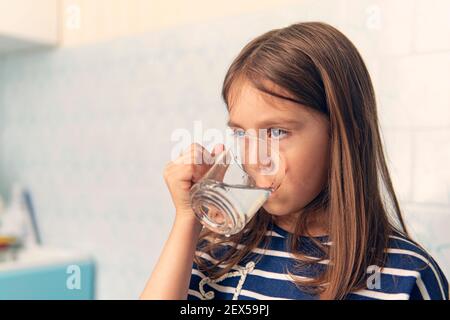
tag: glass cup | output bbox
[189,132,286,236]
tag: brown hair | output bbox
[194,21,410,299]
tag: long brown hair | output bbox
[194,21,410,300]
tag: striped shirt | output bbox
[187,222,449,300]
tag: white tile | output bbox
[376,0,416,55]
[412,129,450,204]
[379,53,450,128]
[414,0,450,52]
[382,129,414,202]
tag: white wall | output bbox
[59,0,299,46]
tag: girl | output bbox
[140,22,449,300]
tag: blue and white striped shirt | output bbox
[187,222,449,300]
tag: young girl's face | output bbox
[227,80,330,218]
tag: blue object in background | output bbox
[22,189,42,245]
[0,249,96,300]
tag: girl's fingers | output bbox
[211,143,225,158]
[170,143,215,182]
[174,143,224,165]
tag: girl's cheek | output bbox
[269,129,329,207]
[283,156,323,197]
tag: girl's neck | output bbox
[273,208,329,237]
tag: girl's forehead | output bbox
[229,82,291,112]
[228,78,292,108]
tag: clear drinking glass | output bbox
[189,132,286,236]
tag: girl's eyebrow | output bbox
[226,119,240,127]
[227,118,301,128]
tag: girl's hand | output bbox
[163,143,224,221]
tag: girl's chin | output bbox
[262,202,292,216]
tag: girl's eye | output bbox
[231,128,288,139]
[231,128,246,137]
[268,128,288,139]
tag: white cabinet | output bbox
[0,0,59,53]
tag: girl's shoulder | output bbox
[379,232,449,300]
[385,231,442,270]
[348,232,449,300]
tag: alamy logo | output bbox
[66,264,82,290]
[65,4,81,30]
[366,265,381,290]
